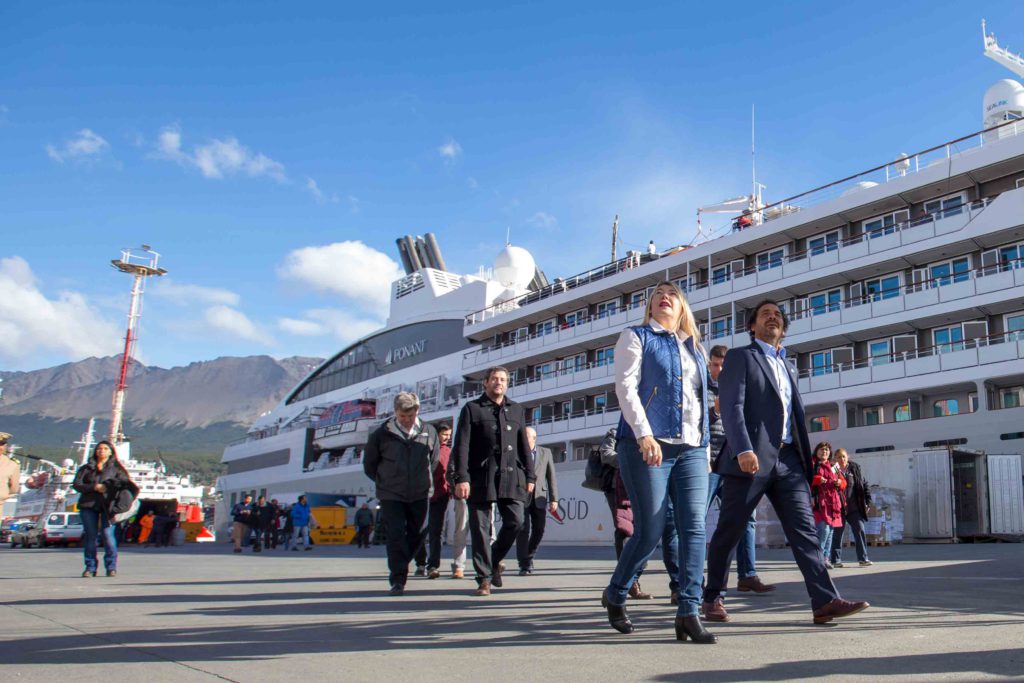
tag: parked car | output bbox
[42,512,84,547]
[10,522,43,548]
[1,518,33,543]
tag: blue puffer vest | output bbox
[616,325,710,447]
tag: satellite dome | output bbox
[983,79,1024,128]
[841,181,879,197]
[493,245,536,290]
[61,458,75,468]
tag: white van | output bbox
[43,512,84,546]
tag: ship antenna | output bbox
[109,246,167,445]
[611,214,619,262]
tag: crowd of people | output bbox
[358,284,872,644]
[229,493,317,552]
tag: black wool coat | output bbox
[451,394,536,504]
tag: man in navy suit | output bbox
[702,300,869,625]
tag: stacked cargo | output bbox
[864,487,905,545]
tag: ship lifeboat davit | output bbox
[25,472,49,489]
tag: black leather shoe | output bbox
[492,562,504,587]
[603,589,634,634]
[675,615,717,644]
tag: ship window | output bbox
[1006,313,1024,340]
[969,393,978,413]
[869,340,891,366]
[536,318,556,336]
[864,275,901,301]
[810,416,831,432]
[1001,388,1022,409]
[710,316,731,340]
[595,346,615,367]
[933,399,959,417]
[534,362,554,380]
[811,351,834,376]
[630,287,653,309]
[558,353,586,374]
[863,406,883,426]
[808,231,840,256]
[863,210,909,238]
[809,289,842,315]
[756,247,786,271]
[894,404,911,422]
[564,309,588,328]
[711,264,731,285]
[928,257,971,287]
[924,193,965,219]
[1017,178,1024,189]
[933,326,965,353]
[596,299,619,319]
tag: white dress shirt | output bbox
[614,320,703,446]
[754,338,793,445]
[396,417,422,440]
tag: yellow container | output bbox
[310,506,347,528]
[310,526,356,545]
[181,521,206,542]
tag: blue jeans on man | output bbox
[706,472,757,580]
[80,507,117,574]
[607,439,708,617]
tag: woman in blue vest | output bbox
[602,281,715,644]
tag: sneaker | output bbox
[427,568,441,579]
[452,567,464,579]
[414,566,426,577]
[833,561,845,568]
[859,560,873,566]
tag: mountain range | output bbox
[0,355,324,453]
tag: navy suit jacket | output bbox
[716,341,813,480]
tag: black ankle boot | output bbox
[603,590,634,634]
[674,615,717,644]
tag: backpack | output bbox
[582,450,615,492]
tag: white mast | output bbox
[983,19,1024,79]
[109,246,167,445]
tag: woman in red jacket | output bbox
[811,442,846,569]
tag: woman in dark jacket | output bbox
[830,448,873,567]
[72,441,133,577]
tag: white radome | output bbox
[983,79,1024,126]
[841,180,879,197]
[493,244,536,289]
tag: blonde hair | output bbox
[834,448,849,462]
[643,281,702,346]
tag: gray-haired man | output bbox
[364,392,440,596]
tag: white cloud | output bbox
[526,211,558,228]
[467,176,479,190]
[46,128,110,163]
[202,305,271,344]
[154,125,286,182]
[278,317,325,336]
[305,177,339,205]
[438,137,462,161]
[0,256,122,363]
[277,241,405,312]
[151,279,241,307]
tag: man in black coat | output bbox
[703,300,869,625]
[364,391,440,596]
[451,366,536,596]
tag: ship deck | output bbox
[1,543,1022,682]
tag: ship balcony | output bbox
[799,332,1024,403]
[530,407,621,441]
[507,361,616,403]
[462,303,645,374]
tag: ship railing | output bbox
[785,252,1024,325]
[526,405,621,427]
[797,329,1024,397]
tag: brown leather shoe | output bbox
[628,580,653,600]
[813,598,870,624]
[737,575,776,593]
[702,597,730,622]
[474,580,492,596]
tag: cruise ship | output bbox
[217,27,1024,543]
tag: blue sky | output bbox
[2,1,1022,371]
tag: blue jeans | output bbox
[815,520,834,556]
[80,507,117,573]
[706,472,757,579]
[607,439,708,617]
[831,512,870,563]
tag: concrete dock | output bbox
[1,542,1022,682]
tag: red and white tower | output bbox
[109,245,167,445]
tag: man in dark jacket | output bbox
[231,494,255,553]
[516,426,558,575]
[353,503,374,548]
[830,449,873,567]
[254,495,276,552]
[364,391,440,596]
[451,366,536,596]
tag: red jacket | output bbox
[812,461,847,527]
[430,443,452,502]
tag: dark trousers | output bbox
[425,496,450,569]
[831,510,870,563]
[469,499,524,584]
[356,525,372,548]
[704,445,839,610]
[380,499,429,587]
[604,490,629,558]
[515,500,548,569]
